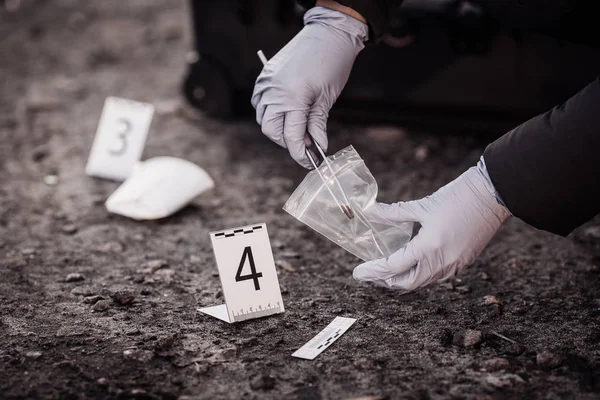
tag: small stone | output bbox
[212,272,220,278]
[97,377,108,386]
[414,145,428,161]
[584,226,600,239]
[123,349,154,363]
[21,248,36,255]
[139,259,169,274]
[25,351,42,359]
[250,375,276,391]
[141,289,151,296]
[189,255,202,264]
[92,300,111,312]
[280,251,300,258]
[112,290,135,306]
[536,351,562,369]
[485,373,524,388]
[483,295,501,305]
[65,273,84,282]
[275,259,296,273]
[97,241,124,253]
[44,175,59,186]
[70,286,96,297]
[480,272,490,281]
[154,335,177,351]
[61,224,78,234]
[125,328,140,336]
[480,358,510,372]
[82,295,104,305]
[453,329,483,347]
[332,308,343,314]
[456,286,471,294]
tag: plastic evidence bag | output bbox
[283,145,413,262]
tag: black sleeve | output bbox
[296,0,403,40]
[484,77,600,236]
[297,1,599,46]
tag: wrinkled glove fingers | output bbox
[306,106,328,152]
[353,238,420,282]
[260,107,286,148]
[283,110,312,169]
[363,201,421,225]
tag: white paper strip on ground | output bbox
[292,317,357,360]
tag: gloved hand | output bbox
[251,7,368,168]
[353,159,511,291]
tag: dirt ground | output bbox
[1,1,600,399]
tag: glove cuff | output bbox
[304,6,370,43]
[477,156,512,217]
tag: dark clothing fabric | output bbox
[484,78,600,236]
[299,1,600,46]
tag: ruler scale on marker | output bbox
[292,317,357,360]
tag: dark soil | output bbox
[1,1,600,399]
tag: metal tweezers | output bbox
[305,138,354,220]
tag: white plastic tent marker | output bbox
[198,223,284,323]
[86,96,154,181]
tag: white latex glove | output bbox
[353,159,511,291]
[251,7,368,168]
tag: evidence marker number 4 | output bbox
[198,223,284,323]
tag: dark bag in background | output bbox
[183,0,600,134]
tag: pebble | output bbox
[456,286,471,294]
[141,289,152,296]
[70,286,96,297]
[97,241,124,253]
[125,328,140,336]
[21,248,36,255]
[112,291,135,306]
[61,224,78,234]
[97,377,108,386]
[65,273,84,282]
[453,329,483,347]
[584,226,600,240]
[536,350,562,369]
[25,351,42,359]
[139,259,169,274]
[483,295,501,305]
[414,145,429,161]
[92,300,111,312]
[123,349,154,363]
[485,373,524,388]
[154,335,177,351]
[82,295,104,305]
[189,255,202,264]
[250,375,276,391]
[480,358,510,372]
[275,259,296,273]
[280,251,300,258]
[43,175,59,186]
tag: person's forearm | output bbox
[484,77,600,236]
[316,0,367,23]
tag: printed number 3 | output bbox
[108,118,131,156]
[235,246,263,291]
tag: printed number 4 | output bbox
[109,118,131,156]
[235,246,263,290]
